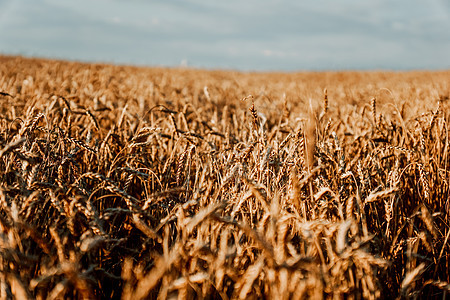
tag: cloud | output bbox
[0,0,448,70]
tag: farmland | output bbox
[0,55,449,299]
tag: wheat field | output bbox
[0,55,449,299]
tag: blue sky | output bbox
[0,0,449,71]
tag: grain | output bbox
[0,55,448,299]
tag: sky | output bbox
[0,0,449,71]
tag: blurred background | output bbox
[0,0,449,71]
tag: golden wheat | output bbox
[0,55,448,299]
